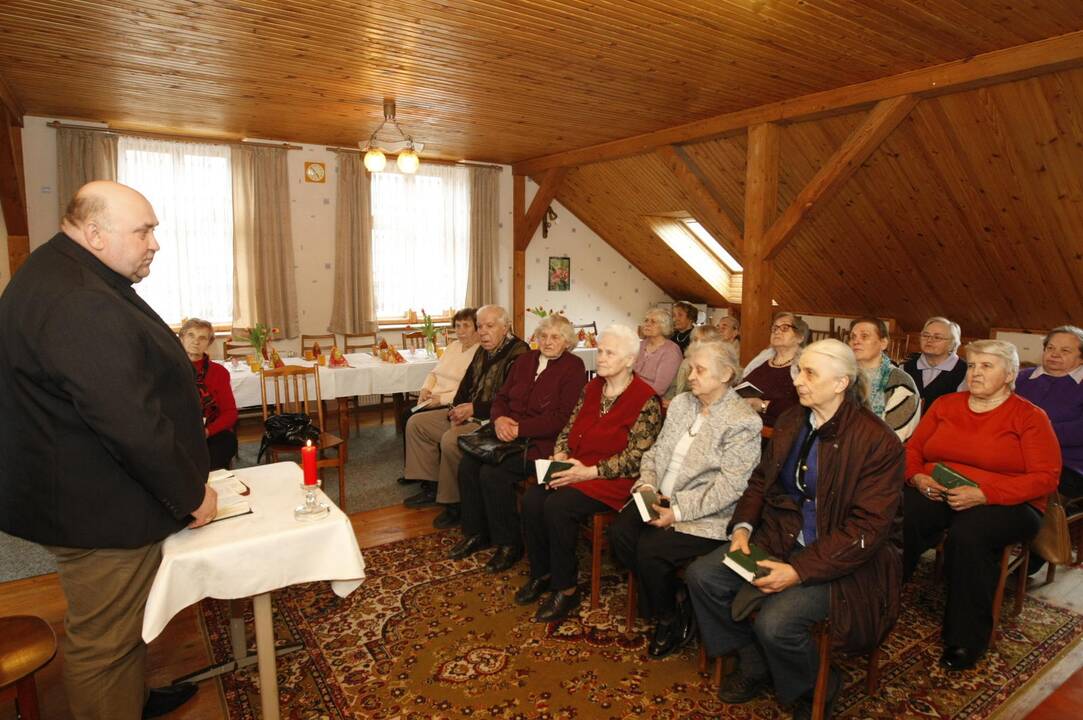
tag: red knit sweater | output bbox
[195,357,239,437]
[905,392,1060,512]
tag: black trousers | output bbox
[607,504,722,620]
[207,430,237,471]
[521,483,609,591]
[903,485,1041,651]
[458,451,531,546]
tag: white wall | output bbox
[0,207,8,294]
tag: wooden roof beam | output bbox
[762,95,919,261]
[654,144,743,261]
[514,167,568,250]
[511,30,1083,175]
[1,109,30,277]
[0,71,24,127]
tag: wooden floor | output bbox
[0,410,1080,718]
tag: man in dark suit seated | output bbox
[0,181,217,719]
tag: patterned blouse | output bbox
[554,391,663,478]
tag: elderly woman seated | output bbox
[608,340,761,658]
[516,324,663,622]
[179,318,238,470]
[449,314,586,572]
[686,340,904,718]
[715,313,740,358]
[670,300,699,354]
[663,324,722,407]
[742,311,809,429]
[633,306,684,396]
[848,316,921,441]
[903,316,968,415]
[903,339,1060,671]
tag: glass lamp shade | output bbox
[396,148,420,174]
[363,148,387,172]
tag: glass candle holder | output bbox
[294,480,330,522]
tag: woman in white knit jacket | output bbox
[608,340,762,659]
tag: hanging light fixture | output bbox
[360,99,423,174]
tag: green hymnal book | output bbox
[534,459,574,485]
[932,463,978,489]
[723,542,774,583]
[632,485,670,522]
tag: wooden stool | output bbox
[0,615,58,720]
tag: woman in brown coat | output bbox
[686,339,904,720]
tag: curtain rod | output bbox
[325,145,502,171]
[47,121,302,150]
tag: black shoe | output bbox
[397,476,420,486]
[143,683,198,719]
[940,645,983,671]
[535,588,581,622]
[792,667,841,720]
[717,668,769,704]
[433,504,461,529]
[448,533,490,560]
[485,545,523,573]
[647,604,694,659]
[404,485,437,508]
[515,576,550,605]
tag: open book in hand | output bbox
[207,470,252,523]
[932,463,979,489]
[723,542,776,582]
[534,459,574,485]
[632,484,670,522]
[733,381,764,399]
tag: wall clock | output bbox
[304,161,326,183]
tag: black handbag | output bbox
[457,423,528,465]
[258,412,321,462]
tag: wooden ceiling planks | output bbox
[3,1,1083,162]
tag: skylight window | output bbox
[645,215,743,304]
[683,219,743,272]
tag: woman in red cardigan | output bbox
[449,314,586,572]
[903,339,1060,671]
[516,324,663,623]
[180,318,239,470]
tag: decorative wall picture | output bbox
[548,256,571,291]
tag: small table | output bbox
[142,463,366,720]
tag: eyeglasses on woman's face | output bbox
[919,332,950,342]
[771,323,795,334]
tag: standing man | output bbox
[0,181,217,719]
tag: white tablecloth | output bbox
[141,462,366,642]
[222,346,597,408]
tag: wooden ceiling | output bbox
[2,1,1083,164]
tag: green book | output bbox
[632,485,670,522]
[723,542,775,583]
[534,459,574,485]
[932,463,978,489]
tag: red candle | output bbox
[301,440,318,486]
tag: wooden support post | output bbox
[741,123,780,366]
[512,168,567,337]
[0,104,29,279]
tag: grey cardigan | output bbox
[634,388,762,540]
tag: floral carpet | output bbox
[199,531,1083,719]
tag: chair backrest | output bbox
[808,329,832,342]
[574,321,598,335]
[401,331,426,350]
[887,334,910,363]
[301,333,338,357]
[223,340,255,359]
[344,332,379,353]
[259,365,326,432]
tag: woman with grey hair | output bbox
[517,324,663,623]
[634,307,683,396]
[904,339,1060,671]
[741,311,809,429]
[450,313,586,572]
[903,316,968,415]
[179,317,237,470]
[1015,325,1083,502]
[609,340,762,658]
[664,324,723,406]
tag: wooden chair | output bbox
[587,511,618,610]
[887,334,910,363]
[344,332,391,427]
[259,365,348,509]
[300,333,338,355]
[1041,495,1083,585]
[222,339,255,360]
[0,615,57,720]
[574,321,598,336]
[401,330,426,350]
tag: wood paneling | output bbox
[2,1,1083,164]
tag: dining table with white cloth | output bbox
[141,462,365,720]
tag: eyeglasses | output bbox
[920,333,950,342]
[771,323,795,333]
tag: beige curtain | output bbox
[465,165,500,307]
[329,152,378,335]
[231,145,299,338]
[56,128,118,219]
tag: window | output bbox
[646,215,743,303]
[370,165,470,319]
[118,137,234,325]
[684,219,742,272]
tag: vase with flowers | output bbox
[236,323,278,365]
[420,310,439,358]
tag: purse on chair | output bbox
[258,412,321,462]
[1032,492,1073,565]
[457,423,529,465]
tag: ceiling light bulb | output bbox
[396,148,420,174]
[363,148,386,172]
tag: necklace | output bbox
[768,355,792,368]
[600,377,631,415]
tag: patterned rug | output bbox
[199,532,1083,719]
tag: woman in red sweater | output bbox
[516,324,663,623]
[903,339,1060,671]
[180,318,239,470]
